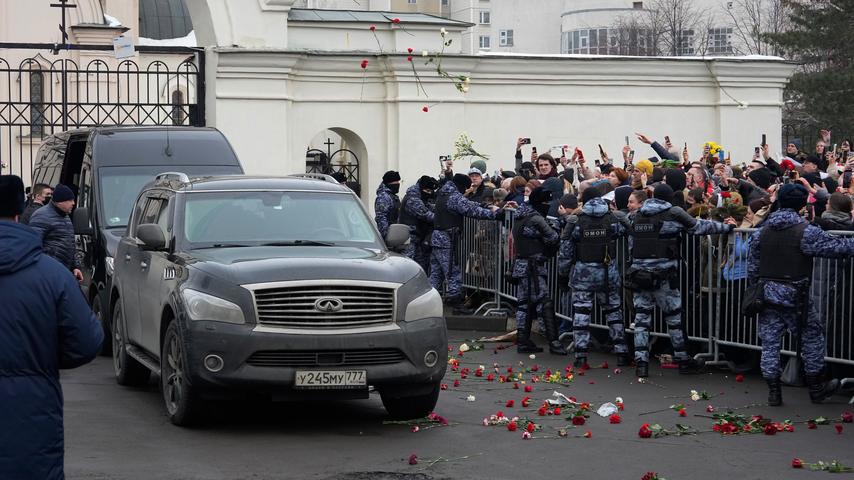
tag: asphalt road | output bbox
[64,330,854,480]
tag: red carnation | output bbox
[836,425,844,434]
[537,406,548,416]
[408,454,418,465]
[440,384,447,390]
[506,400,514,407]
[453,379,460,387]
[781,159,795,171]
[583,431,592,438]
[842,412,853,423]
[808,422,817,429]
[638,424,652,438]
[600,361,609,369]
[360,60,369,69]
[369,25,376,31]
[475,369,483,377]
[554,407,561,415]
[764,424,777,435]
[513,382,519,389]
[678,409,687,417]
[407,56,413,62]
[609,414,621,424]
[521,396,531,408]
[507,422,517,432]
[524,385,533,393]
[422,106,429,113]
[572,415,586,426]
[526,422,536,433]
[392,17,400,23]
[735,374,744,383]
[507,367,513,373]
[487,373,495,382]
[792,458,804,469]
[407,47,413,53]
[531,365,539,372]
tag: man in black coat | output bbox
[28,184,83,283]
[19,183,52,225]
[0,175,103,480]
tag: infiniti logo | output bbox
[314,297,344,313]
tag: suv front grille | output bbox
[246,349,406,367]
[252,285,395,327]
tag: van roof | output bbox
[89,126,241,168]
[145,175,350,194]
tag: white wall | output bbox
[205,48,794,212]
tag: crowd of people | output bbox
[374,129,854,406]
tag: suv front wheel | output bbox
[380,382,441,420]
[161,321,204,426]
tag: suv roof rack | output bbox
[289,173,341,184]
[154,172,191,183]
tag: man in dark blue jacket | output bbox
[28,184,83,283]
[0,175,104,480]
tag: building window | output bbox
[707,27,733,54]
[30,72,44,136]
[633,1,643,8]
[170,90,187,125]
[563,27,653,55]
[442,0,448,4]
[479,35,491,49]
[499,29,513,47]
[677,29,695,55]
[408,0,416,3]
[479,10,490,24]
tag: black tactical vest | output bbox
[631,210,680,260]
[398,192,433,237]
[513,215,545,259]
[576,214,617,263]
[434,190,463,231]
[758,223,812,281]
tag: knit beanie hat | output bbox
[452,173,472,193]
[747,168,775,190]
[614,185,633,211]
[382,170,401,184]
[0,175,25,217]
[635,159,654,176]
[52,184,75,203]
[470,159,488,174]
[665,168,687,192]
[778,183,809,210]
[559,193,578,210]
[653,183,675,204]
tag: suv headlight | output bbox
[404,288,443,322]
[182,288,245,324]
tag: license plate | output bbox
[295,370,367,389]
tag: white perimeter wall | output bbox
[205,48,794,212]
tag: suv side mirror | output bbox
[137,223,166,251]
[72,207,94,235]
[385,223,410,251]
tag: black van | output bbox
[30,126,244,353]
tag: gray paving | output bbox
[63,330,854,480]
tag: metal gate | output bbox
[305,142,361,193]
[0,43,204,181]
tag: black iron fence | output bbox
[0,44,204,181]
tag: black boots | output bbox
[766,378,783,406]
[616,354,630,367]
[573,356,588,368]
[636,361,649,378]
[516,325,543,354]
[806,374,840,404]
[542,301,567,355]
[678,358,704,375]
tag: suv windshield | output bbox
[99,165,242,228]
[181,190,382,249]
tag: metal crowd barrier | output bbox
[452,212,854,370]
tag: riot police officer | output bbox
[512,187,563,355]
[747,183,854,406]
[399,175,438,272]
[430,174,498,314]
[375,170,401,239]
[627,184,733,378]
[558,185,630,367]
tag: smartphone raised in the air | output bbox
[520,138,531,145]
[761,134,766,147]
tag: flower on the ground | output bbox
[507,422,517,432]
[792,458,804,469]
[678,409,687,417]
[842,412,853,423]
[486,373,495,381]
[466,395,475,402]
[763,424,777,435]
[836,425,844,434]
[453,379,460,387]
[440,384,448,390]
[639,423,652,438]
[529,354,536,360]
[690,390,700,402]
[458,343,470,352]
[537,406,548,416]
[706,405,715,413]
[808,422,817,429]
[572,415,586,426]
[531,364,539,372]
[735,374,744,382]
[610,414,621,424]
[521,396,531,408]
[408,454,418,465]
[526,422,536,433]
[554,407,561,415]
[524,385,533,393]
[411,425,420,432]
[641,473,664,480]
[506,400,514,407]
[600,361,609,369]
[522,431,531,439]
[513,382,519,389]
[481,418,489,426]
[583,430,592,438]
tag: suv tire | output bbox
[162,321,204,426]
[94,292,111,356]
[380,382,441,420]
[112,301,150,387]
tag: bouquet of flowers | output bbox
[453,133,489,162]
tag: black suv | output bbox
[111,174,447,425]
[30,126,243,354]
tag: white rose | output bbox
[467,395,476,402]
[459,343,470,352]
[440,28,448,35]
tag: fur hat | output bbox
[778,183,809,210]
[418,175,439,191]
[452,173,472,193]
